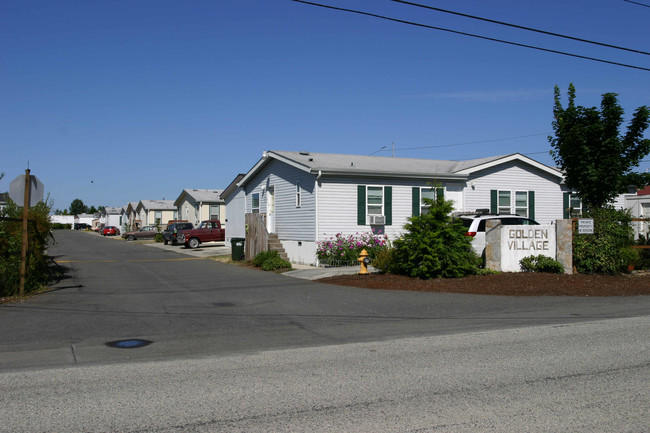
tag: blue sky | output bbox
[2,0,649,210]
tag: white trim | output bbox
[239,151,312,187]
[455,153,563,179]
[310,169,466,181]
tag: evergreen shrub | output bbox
[390,193,479,279]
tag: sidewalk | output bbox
[283,265,376,280]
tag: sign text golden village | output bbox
[506,228,551,251]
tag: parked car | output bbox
[178,220,225,249]
[102,226,120,236]
[163,222,194,245]
[74,223,91,230]
[459,213,540,257]
[121,226,159,241]
[94,224,105,233]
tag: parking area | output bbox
[143,240,231,258]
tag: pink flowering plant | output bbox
[316,231,389,266]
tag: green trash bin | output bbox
[230,237,245,261]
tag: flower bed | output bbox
[316,232,389,267]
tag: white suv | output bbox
[459,214,540,257]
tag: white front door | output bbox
[266,186,275,233]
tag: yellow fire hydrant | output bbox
[358,249,371,275]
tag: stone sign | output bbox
[499,225,556,272]
[486,220,572,274]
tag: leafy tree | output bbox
[390,191,479,279]
[87,205,98,214]
[69,198,87,215]
[549,84,650,209]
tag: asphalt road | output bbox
[1,230,649,432]
[2,230,650,371]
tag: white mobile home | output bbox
[235,151,569,265]
[221,174,246,243]
[173,189,225,228]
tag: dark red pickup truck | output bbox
[178,220,225,249]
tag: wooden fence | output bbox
[244,213,268,261]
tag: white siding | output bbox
[281,240,318,265]
[107,214,121,227]
[464,161,565,225]
[317,176,466,242]
[244,160,317,241]
[224,187,246,242]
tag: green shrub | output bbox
[573,207,634,275]
[253,250,292,271]
[520,255,564,273]
[253,250,279,267]
[371,246,396,274]
[0,198,54,296]
[391,192,479,279]
[633,236,650,270]
[619,247,640,272]
[51,223,72,230]
[154,233,164,243]
[261,256,292,271]
[476,268,501,276]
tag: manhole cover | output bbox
[105,339,153,349]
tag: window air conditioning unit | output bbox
[368,215,386,225]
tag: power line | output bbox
[370,133,552,155]
[290,0,650,72]
[391,0,650,56]
[623,0,650,8]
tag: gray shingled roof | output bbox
[138,200,176,211]
[103,206,122,215]
[270,151,509,178]
[239,150,562,187]
[183,189,224,202]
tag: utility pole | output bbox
[19,168,31,296]
[392,142,395,157]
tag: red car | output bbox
[102,226,120,236]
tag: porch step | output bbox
[267,234,289,261]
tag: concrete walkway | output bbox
[283,265,377,280]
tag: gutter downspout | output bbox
[315,170,321,266]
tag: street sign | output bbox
[578,218,594,234]
[9,174,44,207]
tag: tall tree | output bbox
[549,84,650,209]
[69,198,87,215]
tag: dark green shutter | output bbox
[437,187,444,201]
[528,191,535,220]
[490,190,498,214]
[384,186,392,226]
[563,192,570,219]
[412,187,420,217]
[357,185,366,225]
